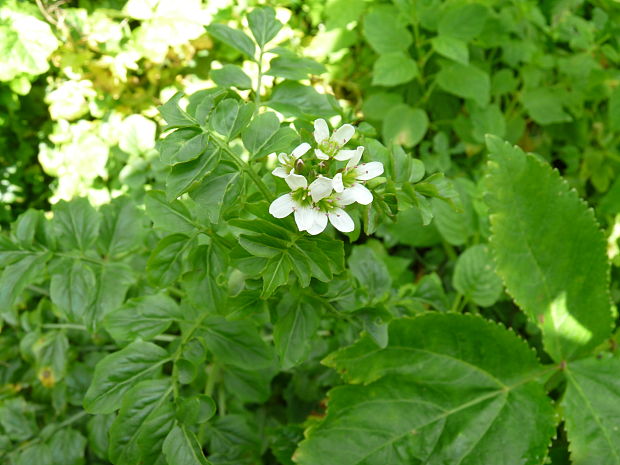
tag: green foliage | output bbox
[2,1,620,464]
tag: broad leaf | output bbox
[52,197,100,251]
[84,341,169,414]
[484,136,612,361]
[109,379,175,465]
[166,144,220,200]
[295,314,556,465]
[211,99,255,141]
[158,128,209,165]
[453,244,503,307]
[145,190,196,235]
[98,196,144,258]
[207,24,256,59]
[562,356,620,465]
[247,7,282,48]
[363,5,412,54]
[147,234,194,287]
[50,259,97,323]
[436,62,490,107]
[163,424,211,465]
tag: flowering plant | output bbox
[269,119,384,235]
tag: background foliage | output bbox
[2,0,620,464]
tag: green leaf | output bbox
[484,136,612,361]
[88,262,134,332]
[521,88,572,125]
[104,292,181,342]
[470,103,506,143]
[372,52,418,87]
[50,259,97,323]
[182,243,228,312]
[177,395,216,424]
[158,92,198,129]
[163,424,211,465]
[145,190,196,235]
[32,331,68,386]
[247,7,282,48]
[437,3,489,41]
[165,144,220,200]
[190,162,241,224]
[147,234,193,287]
[200,316,275,370]
[363,5,413,54]
[211,99,255,141]
[431,36,469,64]
[109,379,174,465]
[273,294,322,369]
[0,6,59,81]
[242,112,297,159]
[609,86,620,132]
[48,428,86,465]
[437,62,490,107]
[52,197,100,251]
[296,314,556,465]
[158,128,209,165]
[0,398,37,441]
[348,245,391,298]
[266,48,325,81]
[268,82,339,119]
[16,444,52,465]
[87,414,114,461]
[0,252,50,324]
[12,209,42,248]
[562,356,620,465]
[206,23,256,59]
[453,244,503,307]
[382,105,428,148]
[210,65,252,90]
[98,196,144,258]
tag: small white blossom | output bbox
[305,191,355,235]
[313,119,357,161]
[271,142,311,178]
[333,146,384,205]
[268,173,334,233]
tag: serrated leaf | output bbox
[453,244,503,307]
[84,341,169,414]
[163,424,211,465]
[484,136,613,361]
[109,379,174,465]
[562,356,620,465]
[206,23,256,59]
[296,314,556,465]
[104,292,181,342]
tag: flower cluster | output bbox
[269,119,384,235]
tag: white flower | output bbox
[268,173,334,233]
[313,119,357,161]
[271,142,311,178]
[305,191,355,235]
[333,146,383,205]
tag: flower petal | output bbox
[346,183,373,205]
[294,206,315,231]
[333,173,344,193]
[334,149,359,161]
[309,175,334,203]
[285,173,308,190]
[269,194,295,218]
[345,146,365,170]
[314,148,329,160]
[292,142,311,159]
[328,207,354,233]
[277,152,289,164]
[307,211,328,235]
[336,189,357,206]
[332,124,355,146]
[355,161,384,181]
[314,119,329,144]
[272,167,290,178]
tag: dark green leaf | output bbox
[84,341,169,414]
[98,196,144,258]
[158,129,209,165]
[158,92,198,129]
[52,197,100,251]
[166,144,220,200]
[453,244,503,307]
[147,234,193,287]
[163,424,211,465]
[50,259,97,323]
[145,190,196,235]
